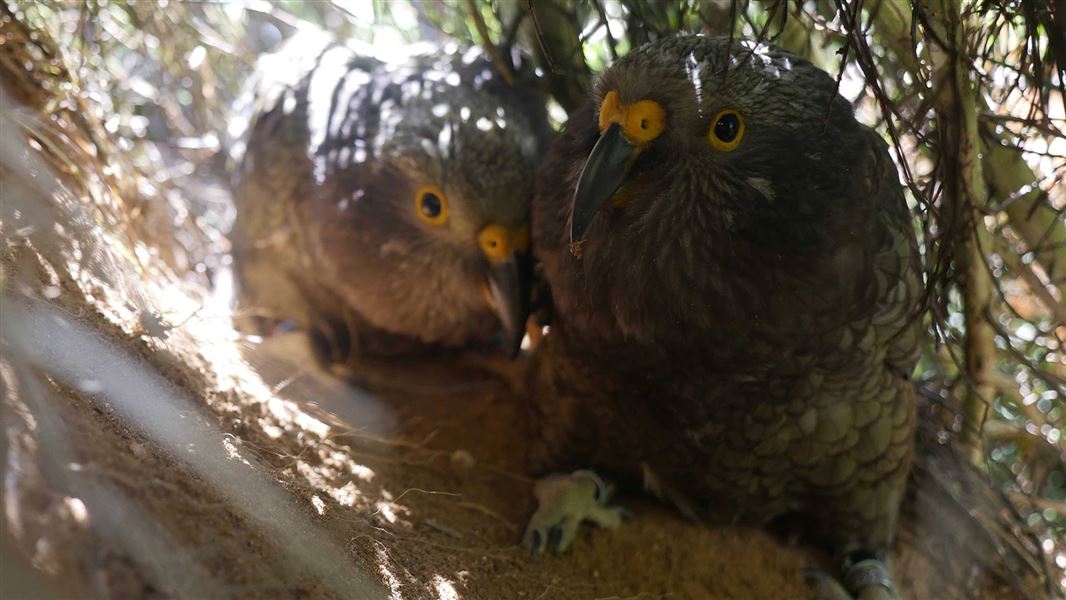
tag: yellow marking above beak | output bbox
[478,224,529,263]
[597,90,666,146]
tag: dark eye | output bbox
[714,114,740,142]
[420,193,441,217]
[708,109,745,151]
[414,186,449,224]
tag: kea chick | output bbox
[525,35,923,599]
[229,34,549,365]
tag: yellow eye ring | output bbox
[708,109,744,152]
[414,185,448,225]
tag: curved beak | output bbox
[485,252,531,358]
[571,123,636,243]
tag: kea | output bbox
[229,33,550,366]
[524,35,923,599]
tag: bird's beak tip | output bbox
[570,122,635,244]
[485,252,531,360]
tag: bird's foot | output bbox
[523,470,626,556]
[805,550,898,600]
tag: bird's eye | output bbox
[415,186,448,224]
[708,109,744,152]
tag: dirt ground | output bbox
[1,270,1031,599]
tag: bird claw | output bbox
[523,470,626,557]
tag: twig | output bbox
[423,517,463,539]
[995,238,1066,330]
[391,487,462,503]
[527,0,559,74]
[1008,492,1066,517]
[456,501,518,532]
[464,0,514,85]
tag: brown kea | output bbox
[525,35,924,599]
[229,33,549,366]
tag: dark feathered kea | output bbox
[229,33,550,364]
[525,35,924,600]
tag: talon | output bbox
[522,470,625,557]
[548,525,564,554]
[530,529,543,557]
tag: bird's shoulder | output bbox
[844,128,925,373]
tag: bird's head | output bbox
[571,35,866,245]
[541,35,882,348]
[308,48,550,355]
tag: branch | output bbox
[994,237,1066,330]
[1008,492,1066,518]
[983,421,1064,458]
[920,0,995,465]
[523,0,589,114]
[464,0,514,85]
[868,0,1066,290]
[980,120,1066,289]
[991,373,1061,439]
[696,0,733,36]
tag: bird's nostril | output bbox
[478,225,514,261]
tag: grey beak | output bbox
[570,123,635,243]
[486,252,531,358]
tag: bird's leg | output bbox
[805,436,907,600]
[806,548,898,600]
[840,548,897,600]
[805,568,853,600]
[523,470,627,556]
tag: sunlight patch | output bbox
[433,575,460,600]
[222,436,253,467]
[375,501,399,524]
[321,450,376,482]
[351,462,376,482]
[375,545,404,600]
[295,460,365,508]
[331,482,361,507]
